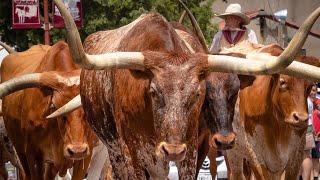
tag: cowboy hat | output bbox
[217,3,250,25]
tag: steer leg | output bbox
[196,131,210,177]
[207,147,217,179]
[177,143,198,179]
[26,153,40,180]
[8,146,26,180]
[71,156,92,180]
[43,162,57,180]
[16,152,30,180]
[226,149,246,180]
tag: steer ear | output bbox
[237,75,256,89]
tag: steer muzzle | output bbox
[64,143,90,160]
[209,131,236,150]
[156,142,187,162]
[285,111,308,129]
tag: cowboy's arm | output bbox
[248,29,258,44]
[209,31,222,54]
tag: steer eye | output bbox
[149,83,165,107]
[49,103,55,109]
[62,115,67,122]
[192,85,202,100]
[149,83,158,98]
[196,86,202,97]
[198,70,206,80]
[149,88,156,96]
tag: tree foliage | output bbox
[0,0,218,51]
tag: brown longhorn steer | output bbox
[48,0,320,178]
[0,41,96,179]
[225,43,320,179]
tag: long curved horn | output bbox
[208,6,320,74]
[208,54,320,81]
[0,72,80,98]
[178,0,209,53]
[179,10,187,23]
[47,55,320,119]
[0,42,16,54]
[283,61,320,82]
[53,0,145,70]
[0,73,43,98]
[47,94,81,119]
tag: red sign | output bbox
[53,0,83,28]
[12,0,41,29]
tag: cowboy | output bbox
[209,3,258,54]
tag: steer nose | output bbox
[64,143,89,160]
[156,142,187,162]
[210,132,235,150]
[292,112,308,122]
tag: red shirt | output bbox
[313,109,320,135]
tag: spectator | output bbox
[301,85,317,180]
[312,98,320,180]
[209,3,258,54]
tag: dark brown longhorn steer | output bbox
[0,41,96,179]
[172,21,255,178]
[48,0,320,178]
[225,43,320,179]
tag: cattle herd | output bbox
[0,0,319,179]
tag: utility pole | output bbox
[43,0,50,45]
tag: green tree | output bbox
[0,0,218,51]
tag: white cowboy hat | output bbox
[217,3,250,25]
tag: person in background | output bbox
[312,97,320,180]
[209,3,258,54]
[301,85,318,180]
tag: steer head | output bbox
[0,70,90,160]
[205,73,255,150]
[49,79,90,160]
[143,52,208,162]
[270,73,312,129]
[243,45,320,129]
[260,45,320,129]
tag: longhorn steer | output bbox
[225,43,320,179]
[0,41,96,179]
[51,0,320,178]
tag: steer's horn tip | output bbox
[46,112,61,119]
[46,107,70,119]
[46,94,82,119]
